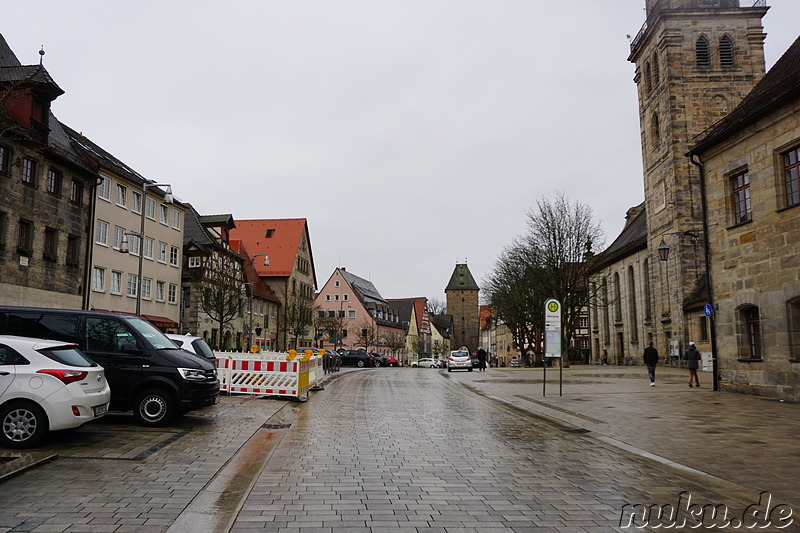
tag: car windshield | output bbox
[124,317,176,350]
[39,346,96,367]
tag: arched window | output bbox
[627,266,638,342]
[643,258,653,321]
[739,306,762,359]
[613,272,622,322]
[788,297,800,360]
[651,112,661,147]
[696,36,710,67]
[653,53,660,85]
[645,62,653,93]
[720,35,734,67]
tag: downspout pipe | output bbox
[689,153,719,392]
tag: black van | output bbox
[0,307,219,427]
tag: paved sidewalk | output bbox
[446,364,800,508]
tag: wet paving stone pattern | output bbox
[0,368,797,532]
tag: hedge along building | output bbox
[594,0,771,372]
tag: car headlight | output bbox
[178,368,207,381]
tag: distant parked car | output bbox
[471,354,480,368]
[509,358,524,367]
[165,334,216,363]
[385,355,399,367]
[340,350,375,368]
[369,353,390,367]
[411,358,438,368]
[0,336,111,448]
[296,347,341,372]
[447,350,473,372]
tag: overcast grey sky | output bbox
[3,1,799,302]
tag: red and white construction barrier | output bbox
[216,351,323,399]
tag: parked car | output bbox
[166,334,216,363]
[471,353,480,368]
[369,353,391,367]
[411,358,439,368]
[509,358,524,367]
[339,350,375,368]
[385,355,399,367]
[447,349,473,372]
[0,307,220,427]
[0,336,111,448]
[294,347,341,372]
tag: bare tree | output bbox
[483,193,605,365]
[284,292,315,349]
[355,319,377,350]
[195,255,246,350]
[427,297,447,316]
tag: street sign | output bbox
[544,299,561,358]
[704,304,713,317]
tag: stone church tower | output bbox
[628,0,768,351]
[445,263,480,352]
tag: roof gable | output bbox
[230,219,313,280]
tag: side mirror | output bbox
[121,342,142,354]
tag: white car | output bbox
[411,358,439,368]
[0,336,111,449]
[165,334,216,362]
[447,350,473,372]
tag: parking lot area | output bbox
[0,394,289,532]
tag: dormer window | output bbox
[265,228,275,238]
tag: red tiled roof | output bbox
[229,219,309,278]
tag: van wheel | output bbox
[1,401,48,449]
[133,389,176,427]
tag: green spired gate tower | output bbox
[445,263,480,353]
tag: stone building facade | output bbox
[688,36,800,400]
[1,35,96,309]
[592,0,770,367]
[445,263,479,352]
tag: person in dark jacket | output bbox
[476,347,487,372]
[643,341,659,386]
[683,342,701,388]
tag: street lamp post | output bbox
[120,182,172,316]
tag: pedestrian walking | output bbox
[683,341,701,388]
[602,349,608,366]
[476,347,487,371]
[643,341,659,386]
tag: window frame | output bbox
[97,177,111,201]
[115,184,127,208]
[92,267,106,293]
[782,145,800,209]
[46,168,62,196]
[21,158,37,186]
[70,180,84,205]
[731,170,752,225]
[95,220,109,246]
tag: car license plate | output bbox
[93,404,108,417]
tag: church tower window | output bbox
[719,35,734,67]
[696,36,711,67]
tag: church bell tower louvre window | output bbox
[719,35,734,67]
[696,36,711,67]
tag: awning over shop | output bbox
[141,314,179,329]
